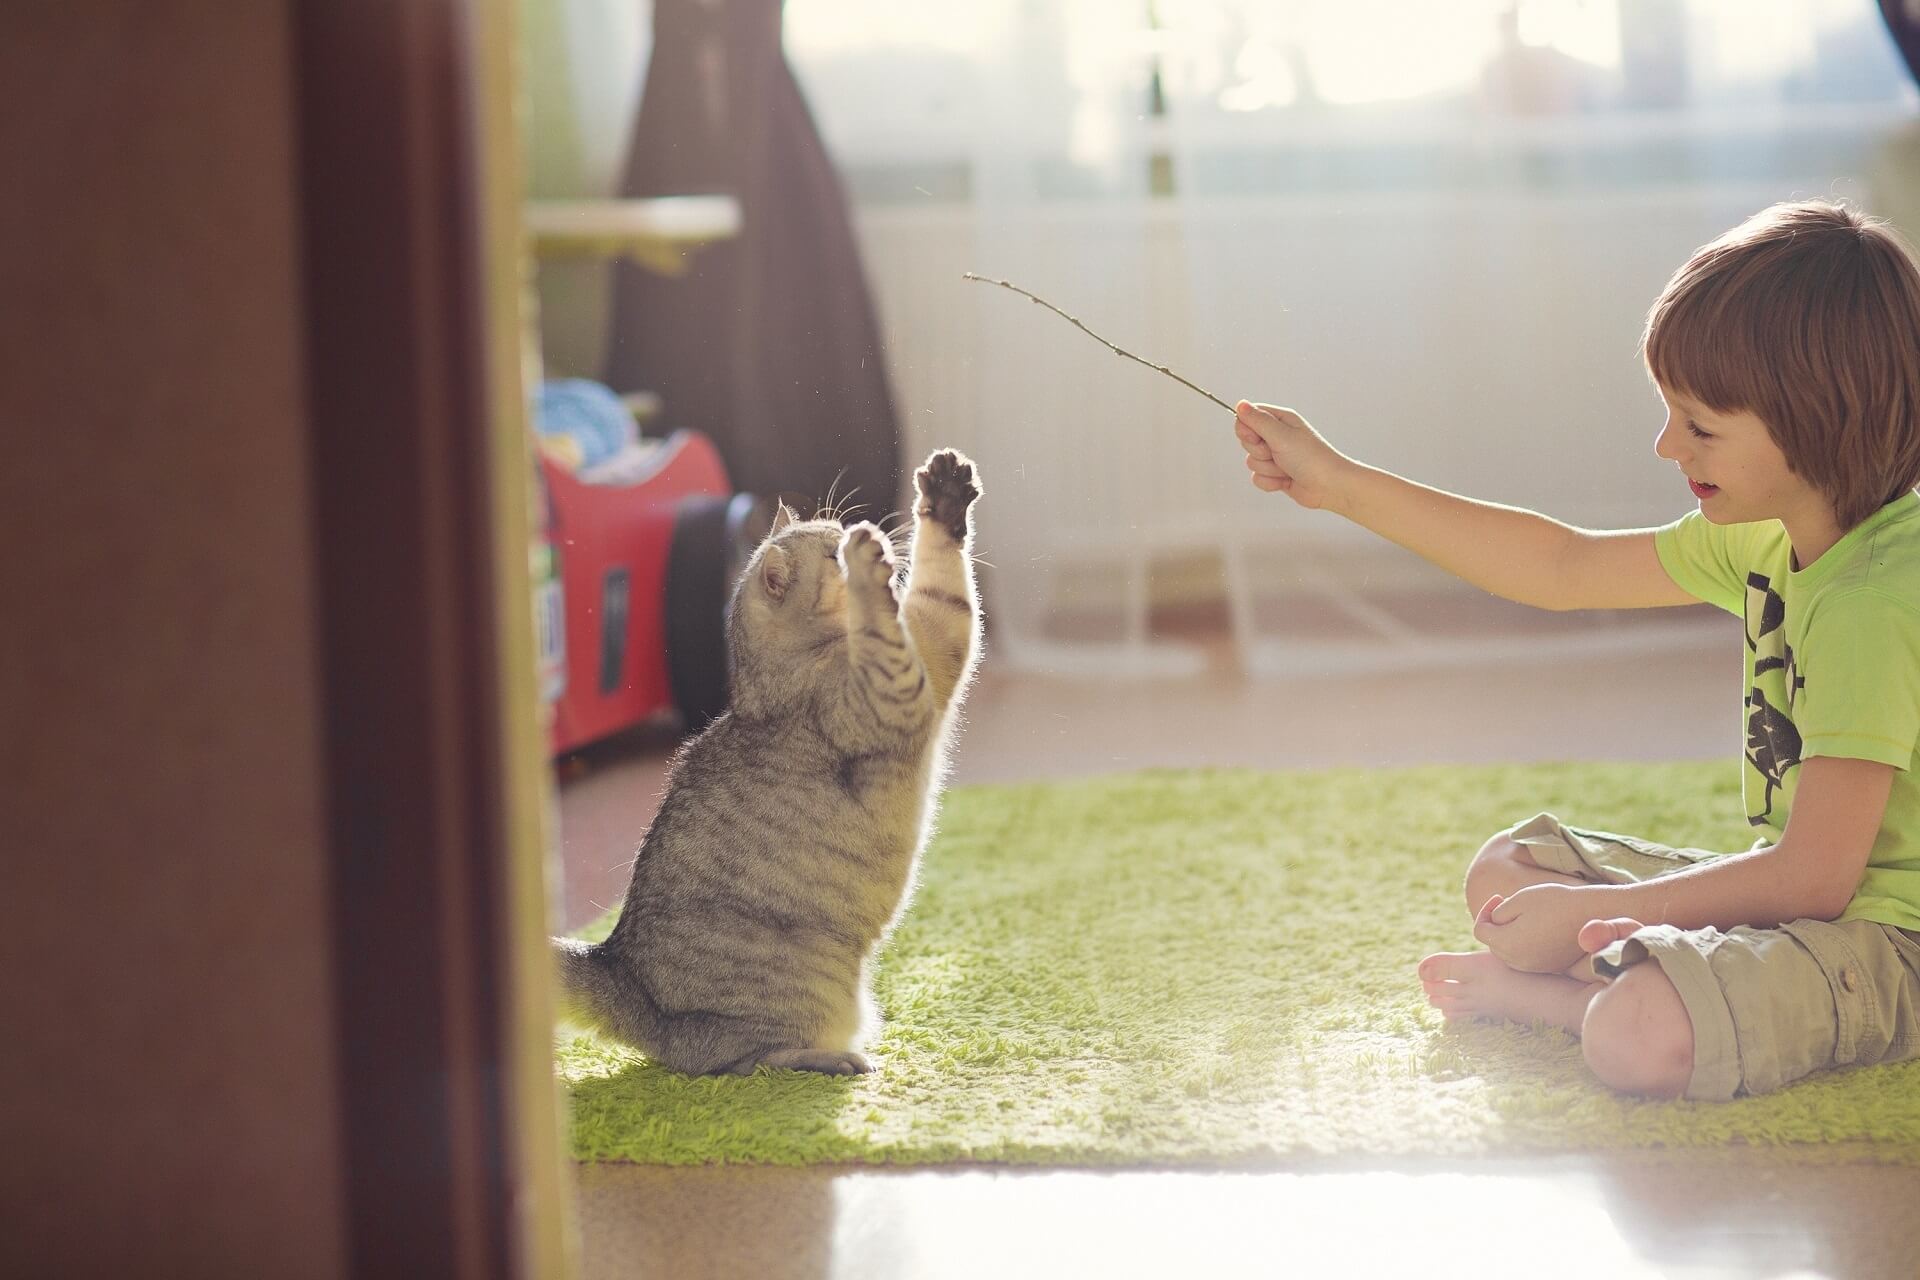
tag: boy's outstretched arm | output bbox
[1234,401,1697,612]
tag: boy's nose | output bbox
[1653,420,1684,462]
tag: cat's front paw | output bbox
[915,449,980,542]
[839,522,899,597]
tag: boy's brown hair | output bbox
[1642,200,1920,530]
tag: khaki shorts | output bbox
[1511,813,1920,1102]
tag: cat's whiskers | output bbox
[816,470,871,527]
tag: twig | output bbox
[961,272,1235,414]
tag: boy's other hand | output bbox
[1472,883,1594,974]
[1233,400,1348,512]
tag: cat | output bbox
[552,449,983,1075]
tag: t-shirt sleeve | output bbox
[1796,587,1920,770]
[1652,510,1747,615]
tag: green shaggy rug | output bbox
[556,762,1920,1166]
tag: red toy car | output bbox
[533,429,764,756]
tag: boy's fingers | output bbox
[1471,894,1507,946]
[1234,421,1275,460]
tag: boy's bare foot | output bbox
[1418,952,1595,1031]
[1420,955,1566,1028]
[1419,918,1649,1030]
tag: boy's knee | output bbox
[1581,965,1694,1098]
[1463,829,1524,914]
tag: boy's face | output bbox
[1652,384,1829,531]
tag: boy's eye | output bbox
[1685,420,1713,440]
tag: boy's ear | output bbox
[760,545,793,602]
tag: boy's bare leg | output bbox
[1419,918,1647,1031]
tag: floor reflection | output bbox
[574,1154,1920,1280]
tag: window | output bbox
[786,0,1916,202]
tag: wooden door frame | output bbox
[292,1,570,1274]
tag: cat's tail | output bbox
[550,936,623,1034]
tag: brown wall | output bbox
[0,5,349,1275]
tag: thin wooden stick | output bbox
[962,272,1235,414]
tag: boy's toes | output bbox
[1417,951,1477,983]
[1578,917,1647,954]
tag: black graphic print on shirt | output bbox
[1744,570,1806,827]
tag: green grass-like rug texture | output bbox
[556,763,1920,1166]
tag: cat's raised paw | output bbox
[915,449,980,542]
[839,522,899,595]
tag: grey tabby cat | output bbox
[553,449,984,1075]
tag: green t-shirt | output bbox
[1654,491,1920,930]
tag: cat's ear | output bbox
[770,501,796,537]
[760,545,793,602]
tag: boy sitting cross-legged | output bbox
[1232,201,1920,1101]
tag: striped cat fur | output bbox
[553,450,983,1074]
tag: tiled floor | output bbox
[553,597,1920,1279]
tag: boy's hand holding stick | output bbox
[962,272,1351,511]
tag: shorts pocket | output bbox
[1778,920,1889,1069]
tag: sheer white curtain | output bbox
[794,1,1219,674]
[963,6,1212,674]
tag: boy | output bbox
[1232,201,1920,1101]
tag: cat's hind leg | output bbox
[649,1009,874,1077]
[753,1048,873,1076]
[646,1010,794,1076]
